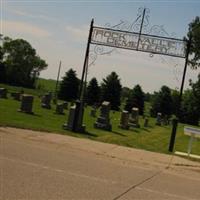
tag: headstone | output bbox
[94,101,112,131]
[63,105,76,130]
[129,107,140,128]
[156,112,162,125]
[19,94,34,114]
[55,103,64,114]
[53,98,57,104]
[11,92,21,101]
[144,117,149,127]
[119,110,129,129]
[163,115,169,125]
[76,101,85,132]
[63,101,85,132]
[63,102,68,110]
[0,88,7,98]
[41,92,52,109]
[90,107,96,117]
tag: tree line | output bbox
[58,69,122,110]
[57,67,200,126]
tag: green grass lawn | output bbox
[0,94,199,156]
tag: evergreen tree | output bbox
[86,77,101,106]
[121,87,131,102]
[151,86,173,117]
[58,68,80,101]
[124,84,145,115]
[101,72,122,110]
[144,92,151,102]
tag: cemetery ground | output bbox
[0,86,199,156]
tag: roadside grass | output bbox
[0,95,199,155]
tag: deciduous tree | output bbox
[2,37,47,87]
[187,16,200,69]
[0,46,6,83]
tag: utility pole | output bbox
[54,60,61,104]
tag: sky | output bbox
[1,0,200,92]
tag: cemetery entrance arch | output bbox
[76,8,191,152]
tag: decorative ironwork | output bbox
[89,45,116,67]
[159,55,183,86]
[78,8,191,153]
[89,7,148,67]
[88,7,186,67]
[91,27,186,58]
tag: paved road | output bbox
[1,127,200,200]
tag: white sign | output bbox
[184,126,200,138]
[91,27,186,58]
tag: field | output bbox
[0,90,200,156]
[0,78,57,96]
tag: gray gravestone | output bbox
[63,105,76,130]
[90,107,96,117]
[63,101,85,132]
[156,112,162,125]
[144,117,149,127]
[11,92,21,101]
[0,88,7,98]
[55,103,64,114]
[41,93,52,109]
[63,102,68,110]
[19,94,34,114]
[94,101,112,131]
[76,102,85,132]
[163,115,169,125]
[119,110,129,129]
[129,107,140,128]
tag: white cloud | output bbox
[9,8,56,22]
[2,20,51,38]
[65,25,89,41]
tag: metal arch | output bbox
[88,7,186,69]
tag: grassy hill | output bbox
[0,78,57,96]
[36,78,57,92]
